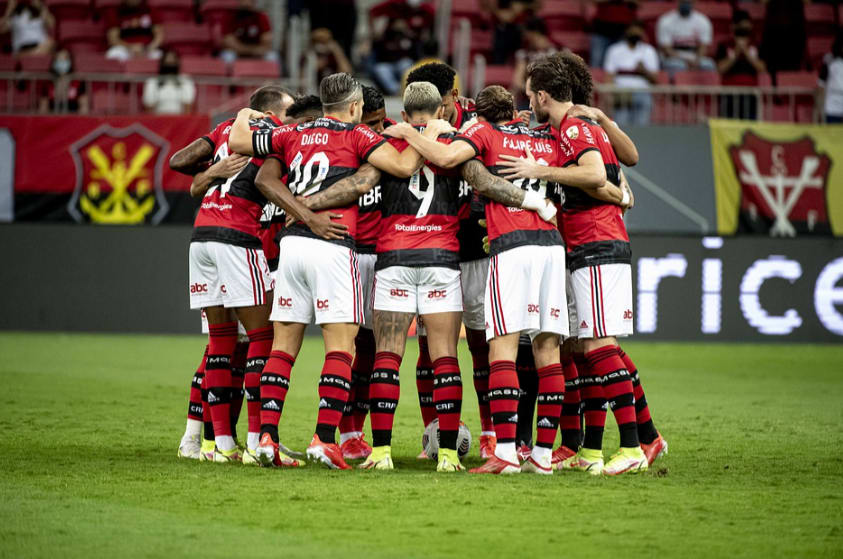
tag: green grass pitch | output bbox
[1,332,841,558]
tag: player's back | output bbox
[377,131,462,270]
[457,119,562,256]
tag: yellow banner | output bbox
[709,119,843,236]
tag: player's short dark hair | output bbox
[286,94,323,119]
[362,85,385,114]
[557,52,593,105]
[525,54,571,103]
[320,73,362,110]
[475,85,515,123]
[249,85,293,113]
[406,62,456,97]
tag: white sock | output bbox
[247,432,260,450]
[215,435,235,451]
[494,442,518,464]
[481,431,496,437]
[184,419,202,438]
[531,446,551,465]
[339,431,362,444]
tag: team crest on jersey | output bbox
[67,124,170,224]
[729,132,831,236]
[565,125,579,140]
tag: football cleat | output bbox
[469,455,521,475]
[416,449,428,460]
[641,433,668,466]
[479,435,497,459]
[213,446,242,463]
[359,446,393,470]
[242,447,260,466]
[306,435,352,470]
[550,445,577,467]
[603,447,648,476]
[178,434,201,459]
[234,438,245,453]
[517,444,532,462]
[560,448,604,475]
[279,441,305,459]
[341,435,373,460]
[199,438,215,462]
[521,456,552,475]
[437,448,464,472]
[256,433,305,468]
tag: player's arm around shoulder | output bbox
[303,163,382,211]
[387,119,473,169]
[189,153,249,198]
[169,137,213,176]
[228,107,265,155]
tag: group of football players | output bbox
[170,52,668,475]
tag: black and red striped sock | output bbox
[187,345,207,423]
[560,353,582,450]
[466,330,493,434]
[580,354,607,451]
[341,328,375,435]
[314,351,353,444]
[488,360,520,445]
[535,363,564,449]
[201,385,214,440]
[259,350,294,444]
[369,351,402,447]
[206,322,238,439]
[229,341,248,439]
[618,348,659,444]
[515,344,537,447]
[587,345,639,448]
[433,356,463,450]
[415,336,436,427]
[245,327,273,445]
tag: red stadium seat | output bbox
[181,55,228,76]
[469,29,493,56]
[161,23,213,56]
[200,0,240,28]
[740,2,765,24]
[125,57,160,74]
[550,31,590,59]
[590,67,608,83]
[231,59,279,78]
[540,1,585,32]
[776,71,817,88]
[44,0,91,20]
[673,71,720,86]
[58,20,106,53]
[73,53,125,73]
[148,0,195,23]
[92,89,134,114]
[0,54,16,71]
[757,72,772,87]
[804,3,836,36]
[451,0,482,20]
[483,64,513,89]
[807,36,835,70]
[194,83,228,113]
[695,2,733,36]
[18,55,52,72]
[638,2,674,22]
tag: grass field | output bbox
[1,332,842,558]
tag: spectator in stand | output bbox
[142,50,195,114]
[482,0,537,64]
[716,10,765,120]
[604,21,659,125]
[513,18,561,107]
[760,0,806,80]
[656,0,716,73]
[220,0,278,64]
[39,49,88,114]
[368,0,434,95]
[819,30,843,123]
[105,0,163,62]
[310,27,353,84]
[590,0,639,68]
[302,0,358,60]
[0,0,54,56]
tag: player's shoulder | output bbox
[210,117,235,137]
[459,119,490,139]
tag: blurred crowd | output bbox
[1,0,841,122]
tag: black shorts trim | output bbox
[190,226,262,249]
[375,248,460,271]
[566,240,632,272]
[489,228,563,257]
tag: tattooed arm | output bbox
[462,159,556,222]
[169,137,214,176]
[300,164,381,211]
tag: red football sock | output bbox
[259,350,294,443]
[314,351,353,444]
[535,363,564,449]
[369,351,402,447]
[187,345,207,422]
[433,356,463,450]
[586,345,638,448]
[340,328,375,435]
[618,347,659,444]
[229,341,248,438]
[579,352,607,451]
[466,330,493,433]
[559,353,582,449]
[488,360,520,444]
[245,327,273,437]
[206,322,238,438]
[415,336,436,426]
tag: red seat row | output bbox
[37,0,242,24]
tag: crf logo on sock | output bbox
[623,309,633,320]
[527,304,540,314]
[428,289,447,299]
[550,308,560,318]
[317,299,329,309]
[390,289,409,298]
[278,296,292,307]
[190,283,208,294]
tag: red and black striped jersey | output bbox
[376,130,463,270]
[252,116,386,249]
[453,99,477,130]
[555,115,630,272]
[356,183,381,254]
[455,119,563,256]
[191,116,281,249]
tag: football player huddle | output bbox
[171,53,668,476]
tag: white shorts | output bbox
[485,244,568,341]
[200,310,248,337]
[270,236,363,325]
[374,266,462,315]
[570,263,633,339]
[358,253,377,330]
[460,258,488,331]
[566,273,579,338]
[189,241,273,310]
